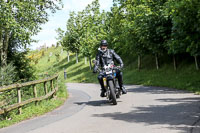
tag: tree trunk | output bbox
[194,56,199,70]
[85,57,87,65]
[0,30,3,67]
[155,54,159,70]
[1,30,9,67]
[89,57,92,70]
[138,55,141,70]
[76,52,78,64]
[173,55,177,71]
[67,51,70,62]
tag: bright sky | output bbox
[30,0,113,50]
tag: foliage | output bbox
[62,11,81,53]
[8,50,36,82]
[58,0,200,69]
[55,28,65,45]
[0,46,68,128]
[55,53,60,61]
[0,63,17,86]
[62,53,200,93]
[165,0,200,57]
[0,0,66,128]
[0,0,62,67]
[61,0,108,58]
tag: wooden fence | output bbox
[0,74,59,115]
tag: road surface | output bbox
[0,83,200,133]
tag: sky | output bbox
[30,0,113,50]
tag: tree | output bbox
[55,28,65,45]
[62,0,103,67]
[166,0,200,70]
[80,0,103,69]
[55,27,71,62]
[110,0,170,70]
[63,11,83,64]
[111,1,148,70]
[0,0,62,68]
[132,0,170,70]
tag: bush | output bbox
[8,50,36,82]
[0,63,17,86]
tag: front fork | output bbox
[103,77,107,88]
[103,77,109,99]
[103,77,120,99]
[103,76,113,91]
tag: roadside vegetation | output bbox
[0,45,68,128]
[64,52,200,94]
[54,0,200,93]
[0,0,66,128]
[32,46,200,94]
[2,42,199,128]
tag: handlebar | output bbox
[96,66,121,73]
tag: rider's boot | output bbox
[121,86,127,94]
[117,71,127,94]
[100,89,106,97]
[98,75,106,97]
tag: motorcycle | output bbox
[93,60,121,105]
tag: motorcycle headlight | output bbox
[106,68,110,72]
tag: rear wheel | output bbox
[108,80,117,105]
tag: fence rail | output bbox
[0,74,59,115]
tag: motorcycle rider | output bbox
[93,40,127,97]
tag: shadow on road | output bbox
[75,100,122,106]
[126,85,190,94]
[93,86,200,132]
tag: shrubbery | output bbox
[8,50,36,83]
[0,63,17,86]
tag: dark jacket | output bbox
[93,49,124,72]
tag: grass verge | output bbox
[0,46,68,128]
[62,52,200,93]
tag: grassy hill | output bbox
[0,46,68,128]
[32,46,200,93]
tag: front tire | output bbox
[108,80,117,105]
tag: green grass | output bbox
[123,64,200,92]
[0,98,64,128]
[56,50,200,93]
[120,54,200,93]
[36,47,200,93]
[0,46,68,128]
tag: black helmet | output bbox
[100,40,108,46]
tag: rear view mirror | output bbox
[111,61,114,65]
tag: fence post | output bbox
[53,77,58,98]
[44,82,48,95]
[56,77,58,89]
[33,85,38,105]
[17,88,22,114]
[64,69,67,79]
[51,80,54,91]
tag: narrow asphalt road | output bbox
[1,83,200,133]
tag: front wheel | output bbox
[108,80,117,105]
